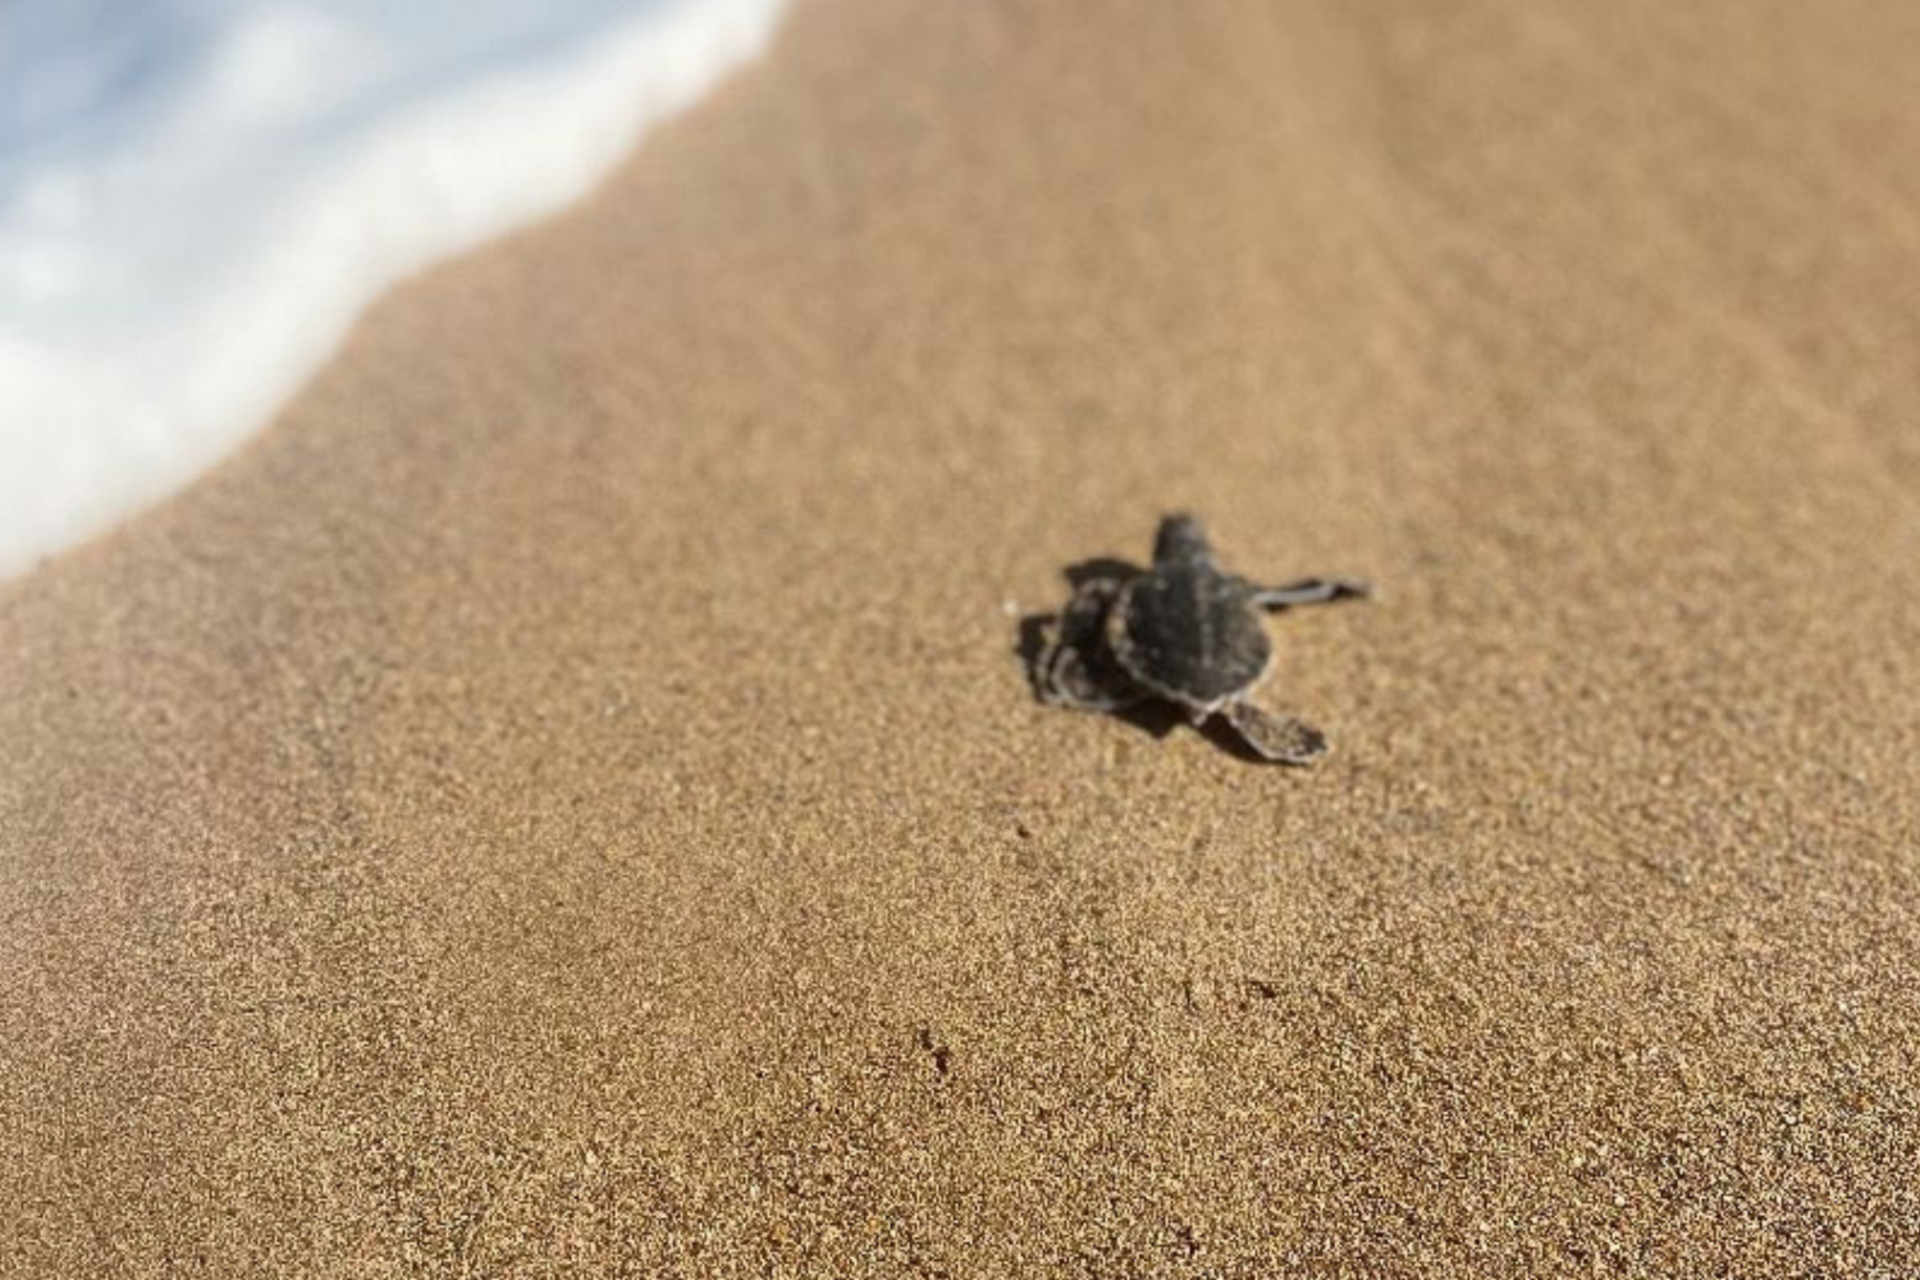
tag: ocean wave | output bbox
[0,0,788,577]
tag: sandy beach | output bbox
[6,0,1920,1273]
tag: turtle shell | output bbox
[1108,566,1271,711]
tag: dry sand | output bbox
[6,0,1920,1274]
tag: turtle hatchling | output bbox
[1033,513,1370,764]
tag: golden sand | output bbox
[4,0,1920,1273]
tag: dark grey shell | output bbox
[1108,566,1271,711]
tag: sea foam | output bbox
[0,0,789,578]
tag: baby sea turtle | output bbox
[1034,513,1370,763]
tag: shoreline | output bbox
[0,0,790,580]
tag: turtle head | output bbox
[1153,513,1214,570]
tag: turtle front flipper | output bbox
[1034,579,1146,712]
[1221,700,1328,764]
[1245,577,1372,610]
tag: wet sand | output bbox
[5,0,1920,1274]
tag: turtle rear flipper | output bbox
[1221,700,1327,764]
[1041,642,1146,711]
[1034,578,1145,712]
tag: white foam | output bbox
[0,0,788,577]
